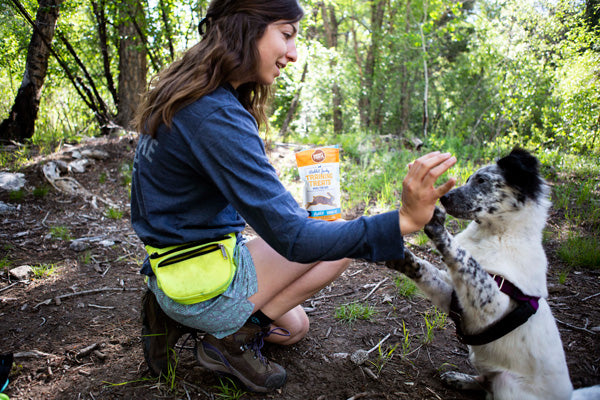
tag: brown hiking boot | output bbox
[195,323,288,392]
[141,289,194,377]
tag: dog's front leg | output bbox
[386,249,453,313]
[424,207,510,328]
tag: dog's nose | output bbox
[440,194,449,207]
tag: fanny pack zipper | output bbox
[157,243,228,268]
[149,235,230,260]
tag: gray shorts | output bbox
[147,237,258,339]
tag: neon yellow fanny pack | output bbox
[145,233,237,305]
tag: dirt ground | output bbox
[0,135,598,400]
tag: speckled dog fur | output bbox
[388,149,599,400]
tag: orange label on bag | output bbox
[295,146,341,221]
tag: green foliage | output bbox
[33,186,50,199]
[32,263,56,279]
[335,302,377,324]
[49,225,72,241]
[368,343,398,376]
[557,236,600,269]
[412,232,430,247]
[211,377,248,400]
[395,275,419,299]
[104,207,123,220]
[558,269,570,285]
[0,255,12,271]
[8,190,24,202]
[399,320,411,358]
[422,307,447,344]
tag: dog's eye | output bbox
[476,176,486,184]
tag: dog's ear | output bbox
[497,147,542,201]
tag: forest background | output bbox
[0,0,599,398]
[2,0,599,245]
[1,0,599,266]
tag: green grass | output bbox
[33,186,50,199]
[211,377,248,400]
[558,268,570,285]
[411,232,430,246]
[32,264,56,279]
[395,275,419,298]
[422,307,448,344]
[334,302,377,324]
[9,190,24,202]
[104,207,123,220]
[49,225,72,241]
[557,236,600,269]
[368,343,398,376]
[0,255,12,271]
[399,320,411,357]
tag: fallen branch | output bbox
[556,318,596,335]
[34,287,143,309]
[362,277,388,301]
[77,343,98,358]
[14,350,57,359]
[582,292,600,301]
[0,281,27,293]
[309,289,355,302]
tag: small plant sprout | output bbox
[558,269,570,285]
[105,207,123,220]
[32,264,56,279]
[412,232,430,246]
[49,225,72,241]
[33,186,50,198]
[400,320,411,357]
[9,190,24,202]
[422,307,448,344]
[335,302,377,325]
[369,342,398,376]
[211,377,248,400]
[0,256,12,271]
[395,275,418,298]
[164,348,178,391]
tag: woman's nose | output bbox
[287,41,298,63]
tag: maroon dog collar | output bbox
[449,274,540,346]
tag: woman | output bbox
[131,0,456,393]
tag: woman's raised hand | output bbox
[398,152,456,234]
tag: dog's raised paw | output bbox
[424,206,446,238]
[385,250,422,279]
[440,371,484,392]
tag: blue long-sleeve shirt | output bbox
[131,84,404,274]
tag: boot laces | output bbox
[246,327,290,365]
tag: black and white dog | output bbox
[388,148,600,400]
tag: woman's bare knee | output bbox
[267,305,309,345]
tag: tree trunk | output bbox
[419,0,429,137]
[321,2,343,134]
[0,0,63,143]
[91,0,118,107]
[280,61,309,140]
[116,0,147,130]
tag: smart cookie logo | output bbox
[311,149,325,163]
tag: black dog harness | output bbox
[449,274,540,346]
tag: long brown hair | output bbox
[134,0,304,137]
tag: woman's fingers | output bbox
[435,177,456,198]
[408,152,456,187]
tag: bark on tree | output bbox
[279,61,309,139]
[321,2,343,134]
[116,0,147,130]
[91,0,118,107]
[0,0,63,142]
[356,0,385,131]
